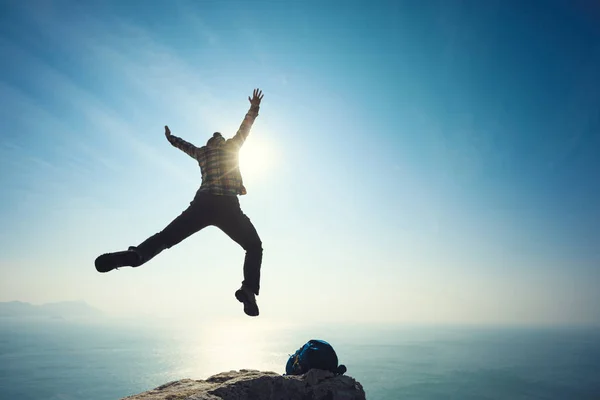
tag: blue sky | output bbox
[0,0,598,326]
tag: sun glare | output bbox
[239,137,276,182]
[180,319,288,378]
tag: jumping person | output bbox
[94,89,265,317]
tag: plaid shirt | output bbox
[167,105,260,196]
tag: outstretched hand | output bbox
[248,88,264,107]
[164,125,171,138]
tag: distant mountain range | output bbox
[0,300,103,319]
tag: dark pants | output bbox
[133,192,263,295]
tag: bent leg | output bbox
[214,204,263,295]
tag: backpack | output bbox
[285,339,347,376]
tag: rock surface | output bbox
[122,369,366,400]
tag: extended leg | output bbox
[133,202,209,264]
[95,200,209,272]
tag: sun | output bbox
[238,137,275,182]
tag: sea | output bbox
[1,316,599,400]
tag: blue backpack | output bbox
[285,339,347,376]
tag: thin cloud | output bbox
[0,19,212,187]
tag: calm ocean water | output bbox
[0,317,599,400]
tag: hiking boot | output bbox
[235,286,259,317]
[95,247,142,273]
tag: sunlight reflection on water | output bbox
[167,317,299,379]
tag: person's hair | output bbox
[207,132,223,146]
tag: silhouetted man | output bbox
[95,89,265,317]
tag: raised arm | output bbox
[164,125,199,160]
[228,88,264,148]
